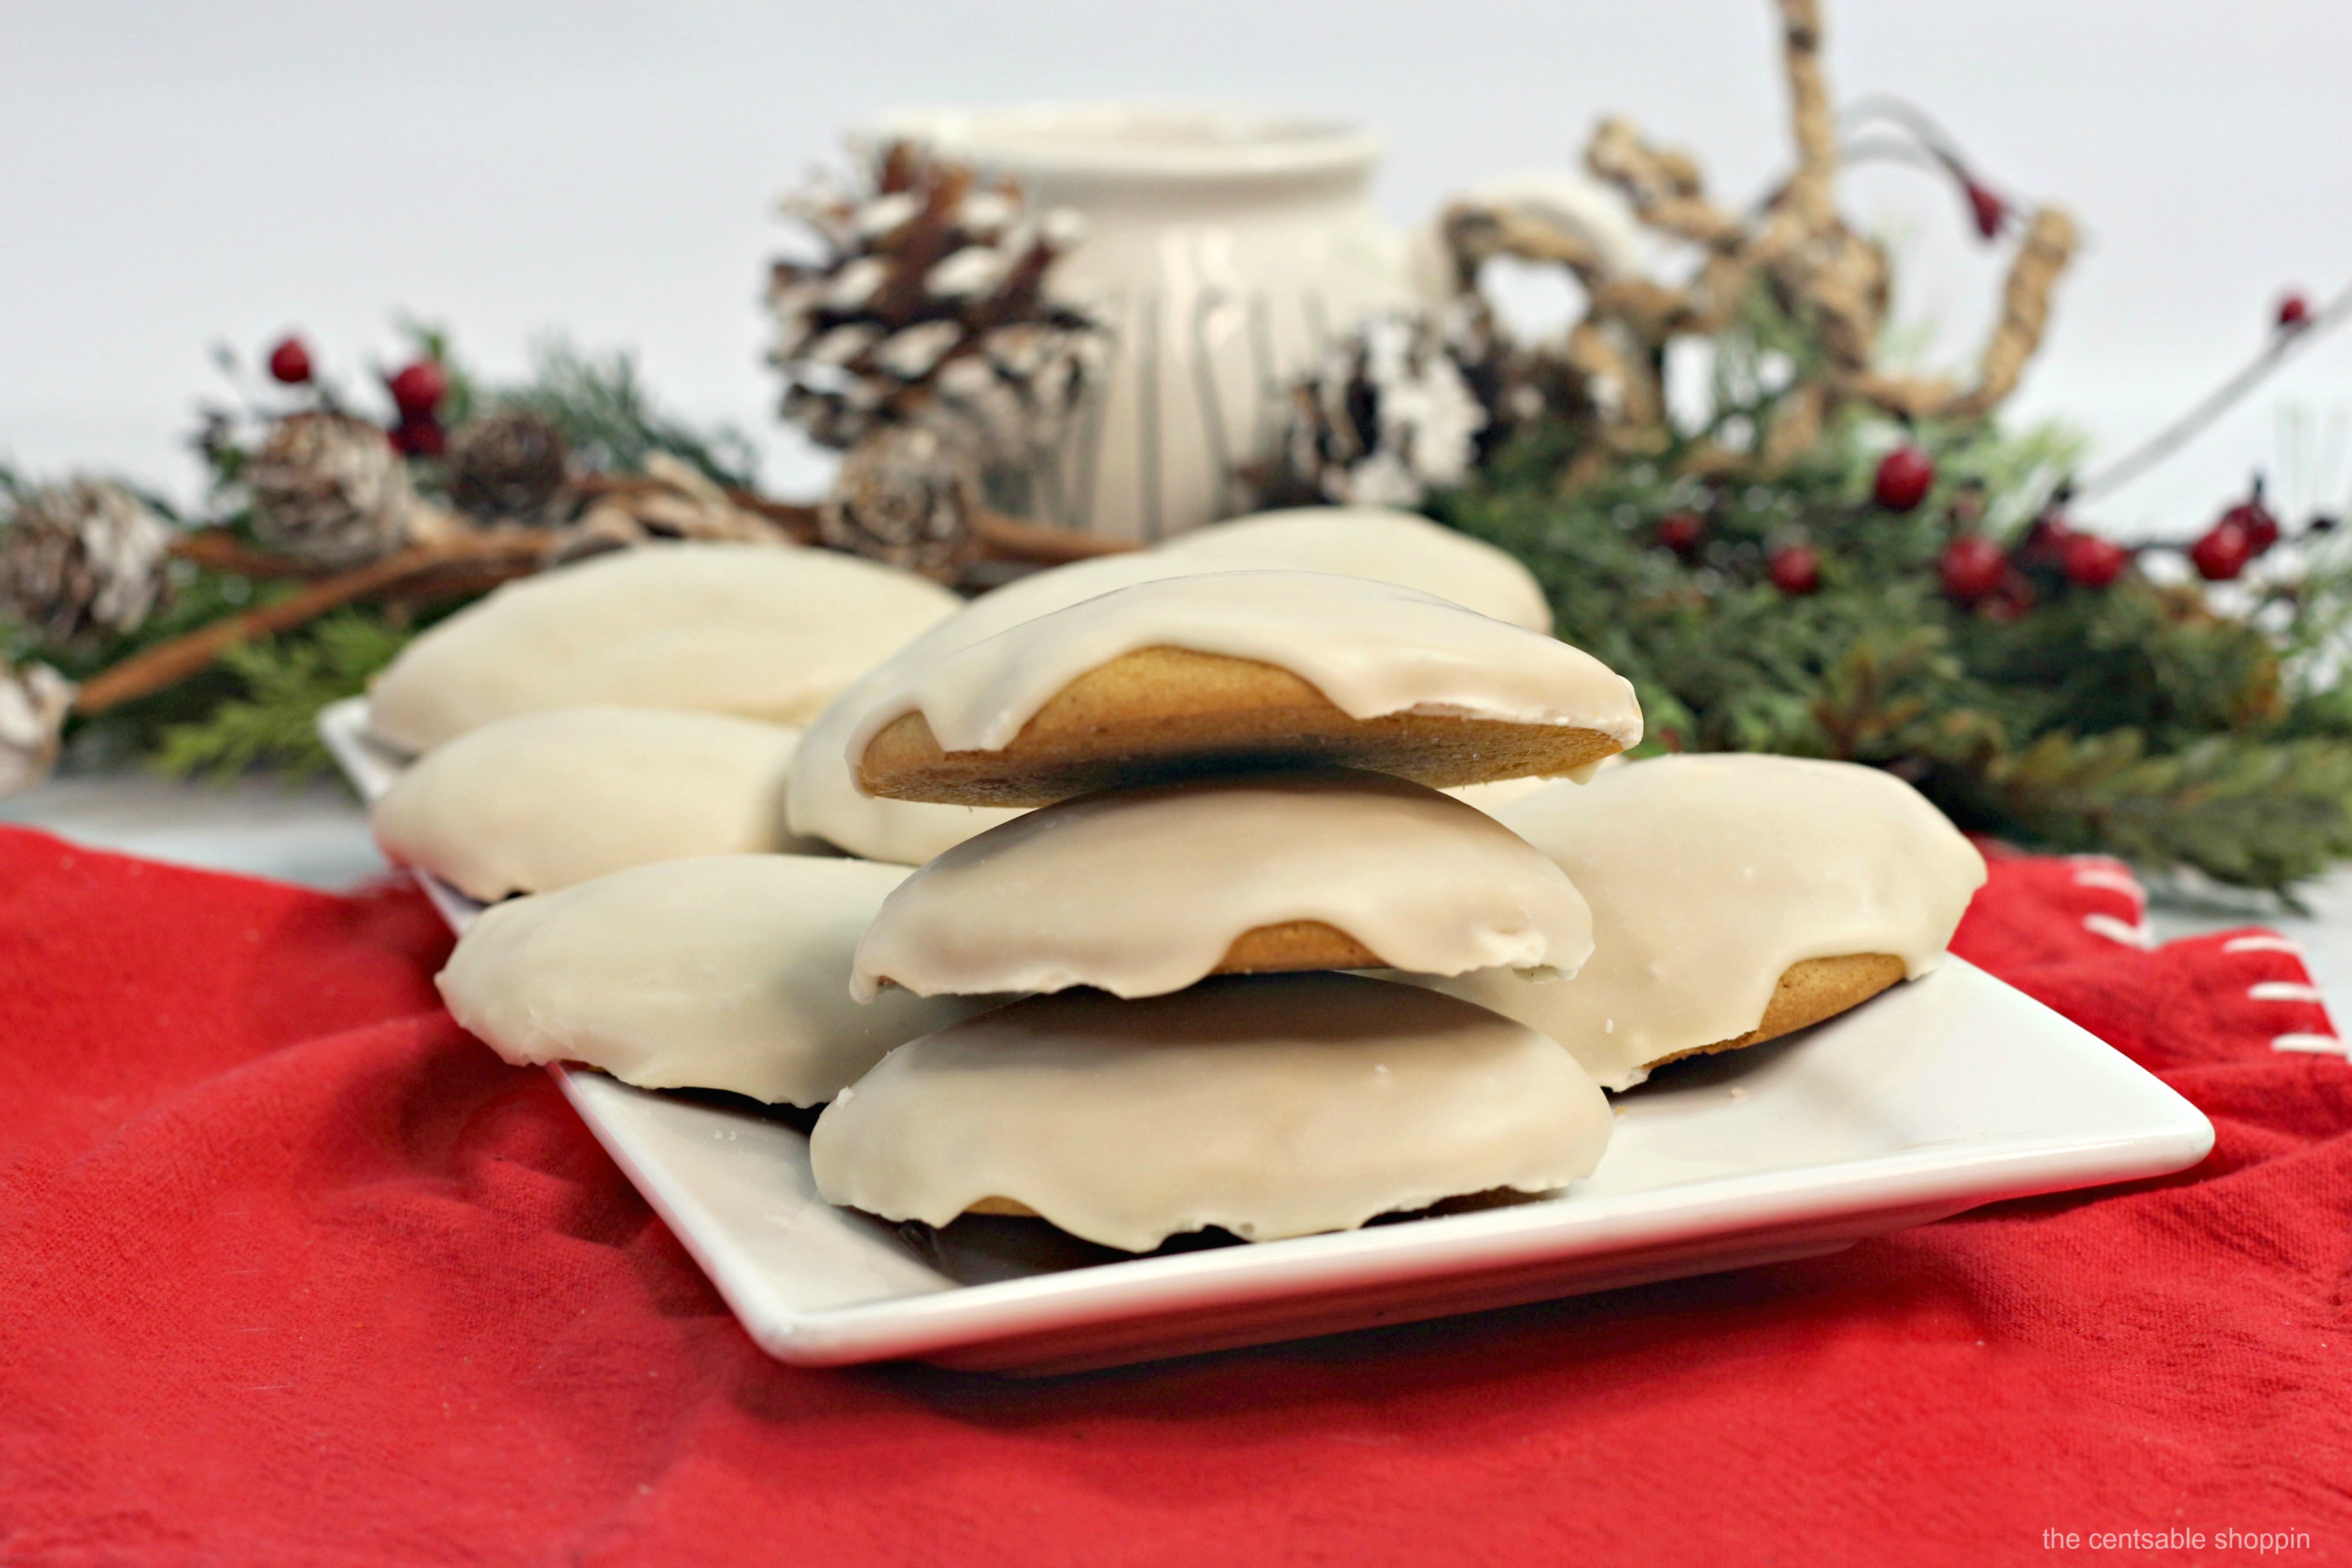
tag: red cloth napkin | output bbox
[4,827,2348,1567]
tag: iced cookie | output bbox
[851,769,1591,1000]
[810,974,1613,1253]
[1423,754,1987,1089]
[437,856,1002,1107]
[849,571,1641,807]
[367,542,960,752]
[371,706,817,900]
[1161,505,1552,632]
[789,518,1555,865]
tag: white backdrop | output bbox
[5,0,2348,539]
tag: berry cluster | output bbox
[265,334,450,458]
[1646,437,2322,620]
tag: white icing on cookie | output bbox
[371,706,816,900]
[367,542,959,752]
[851,770,1591,1000]
[810,974,1613,1253]
[785,553,1215,864]
[1161,506,1552,632]
[1421,754,1988,1090]
[846,569,1640,776]
[788,513,1566,864]
[437,855,1002,1107]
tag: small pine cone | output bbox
[0,661,74,796]
[247,411,416,569]
[548,454,800,564]
[820,424,979,578]
[770,142,1104,462]
[1278,310,1491,508]
[447,411,570,522]
[0,478,173,643]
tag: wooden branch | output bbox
[167,530,322,581]
[1948,207,2079,419]
[968,509,1138,564]
[74,532,556,715]
[725,489,823,545]
[1777,0,1840,228]
[1585,120,1745,250]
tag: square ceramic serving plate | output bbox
[319,696,2214,1374]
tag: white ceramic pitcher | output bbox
[871,103,1415,543]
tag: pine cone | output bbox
[1277,310,1494,508]
[820,423,980,578]
[247,411,416,569]
[0,661,73,796]
[548,454,801,564]
[447,411,570,522]
[0,478,173,643]
[769,142,1106,462]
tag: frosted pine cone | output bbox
[0,478,173,642]
[769,142,1104,462]
[447,411,570,522]
[819,423,980,578]
[1279,310,1492,508]
[0,661,74,796]
[247,412,416,569]
[549,454,801,563]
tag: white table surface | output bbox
[6,773,2348,1030]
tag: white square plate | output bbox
[320,696,2213,1374]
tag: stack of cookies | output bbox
[805,568,1644,1253]
[420,526,1993,1258]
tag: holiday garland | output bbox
[3,0,2349,895]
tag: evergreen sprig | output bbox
[1433,404,2352,895]
[151,614,411,780]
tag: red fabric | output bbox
[4,827,2349,1567]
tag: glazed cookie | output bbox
[1422,754,1987,1089]
[849,571,1641,807]
[437,856,1003,1107]
[788,517,1555,865]
[851,770,1591,1000]
[1160,505,1553,631]
[810,974,1613,1253]
[371,706,817,900]
[367,542,960,752]
[785,551,1223,864]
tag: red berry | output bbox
[1964,182,2007,240]
[2278,293,2313,331]
[1873,445,1935,512]
[387,359,449,419]
[389,415,447,458]
[1656,510,1706,556]
[267,336,313,385]
[2220,498,2280,555]
[1939,534,2007,603]
[2061,532,2129,588]
[1768,544,1821,595]
[1982,571,2037,622]
[2015,510,2076,564]
[2189,523,2251,581]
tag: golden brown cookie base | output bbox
[966,1195,1038,1217]
[858,646,1627,806]
[1213,919,1386,976]
[1645,952,1909,1070]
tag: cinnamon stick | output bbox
[74,532,556,715]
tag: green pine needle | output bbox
[151,615,412,782]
